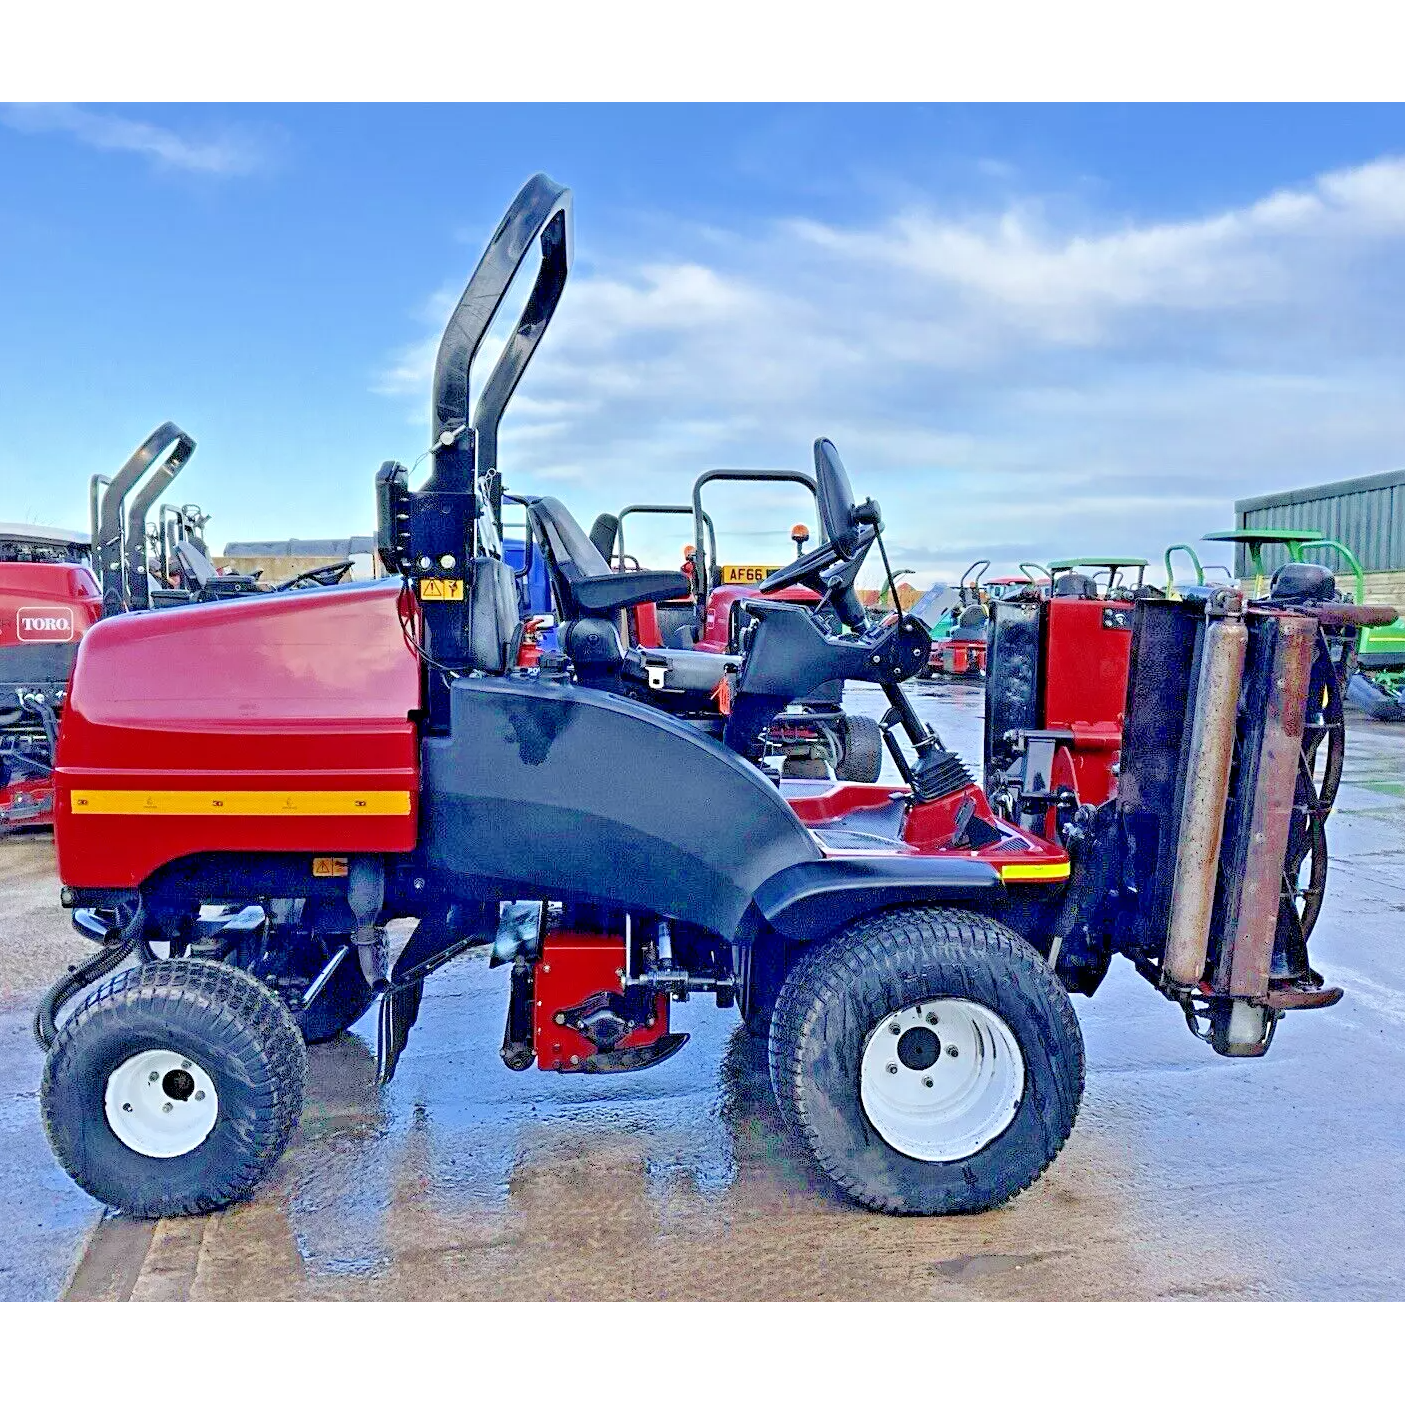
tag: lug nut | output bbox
[194,1091,206,1101]
[148,1071,159,1082]
[926,1013,939,1025]
[889,1023,901,1035]
[162,1103,173,1113]
[886,1063,898,1075]
[923,1077,934,1088]
[946,1045,959,1058]
[553,1012,565,1025]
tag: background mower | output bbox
[574,489,884,781]
[34,175,1395,1226]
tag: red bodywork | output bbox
[784,780,1069,881]
[0,563,102,650]
[1041,598,1132,809]
[932,636,986,677]
[53,583,421,889]
[533,931,671,1071]
[1,563,103,829]
[694,583,821,653]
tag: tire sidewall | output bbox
[790,925,1081,1213]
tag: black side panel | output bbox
[0,643,79,692]
[421,677,820,938]
[755,855,1003,942]
[983,600,1043,782]
[1114,598,1204,958]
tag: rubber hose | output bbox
[33,902,145,1049]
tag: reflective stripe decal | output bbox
[70,790,412,817]
[998,861,1071,882]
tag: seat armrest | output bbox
[572,570,690,614]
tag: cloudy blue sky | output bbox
[4,103,1405,586]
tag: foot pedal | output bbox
[376,979,424,1084]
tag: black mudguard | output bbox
[753,855,1003,943]
[420,676,820,937]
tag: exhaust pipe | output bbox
[1162,594,1247,988]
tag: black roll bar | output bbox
[690,468,818,595]
[428,173,572,499]
[616,504,719,577]
[95,423,196,615]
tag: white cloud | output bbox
[0,103,265,175]
[377,154,1405,585]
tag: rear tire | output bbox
[41,958,306,1218]
[834,713,883,783]
[768,907,1083,1214]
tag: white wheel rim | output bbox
[860,999,1024,1162]
[104,1049,219,1159]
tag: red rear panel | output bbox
[1042,599,1132,807]
[55,582,421,888]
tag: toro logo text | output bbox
[16,606,76,643]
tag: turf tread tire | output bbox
[41,957,307,1218]
[768,906,1083,1215]
[834,713,883,784]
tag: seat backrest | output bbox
[466,556,522,675]
[588,512,620,563]
[174,538,219,588]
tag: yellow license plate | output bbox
[721,564,776,585]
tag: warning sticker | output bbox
[419,579,465,601]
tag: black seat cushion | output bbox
[622,647,736,696]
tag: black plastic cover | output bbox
[420,675,820,939]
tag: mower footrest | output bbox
[1264,981,1344,1012]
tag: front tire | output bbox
[41,958,306,1218]
[768,907,1083,1214]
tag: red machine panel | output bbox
[1040,599,1132,808]
[533,932,670,1071]
[54,582,422,888]
[695,583,820,653]
[0,564,101,655]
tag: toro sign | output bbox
[16,606,76,643]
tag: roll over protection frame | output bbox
[690,468,819,596]
[94,423,196,616]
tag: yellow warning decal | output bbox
[312,857,350,876]
[419,579,465,601]
[998,861,1072,883]
[71,790,412,817]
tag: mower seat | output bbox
[526,497,687,617]
[1052,571,1098,600]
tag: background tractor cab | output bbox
[37,172,1399,1229]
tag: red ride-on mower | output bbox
[36,174,1396,1221]
[576,495,884,781]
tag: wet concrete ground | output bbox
[3,682,1403,1300]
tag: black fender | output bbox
[751,854,1003,944]
[421,675,820,937]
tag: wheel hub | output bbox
[104,1048,219,1159]
[860,999,1024,1162]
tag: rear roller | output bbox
[768,906,1083,1214]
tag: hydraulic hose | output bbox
[33,903,144,1050]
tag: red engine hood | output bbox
[55,581,422,889]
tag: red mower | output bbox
[35,175,1396,1222]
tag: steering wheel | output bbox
[277,559,356,591]
[759,439,876,613]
